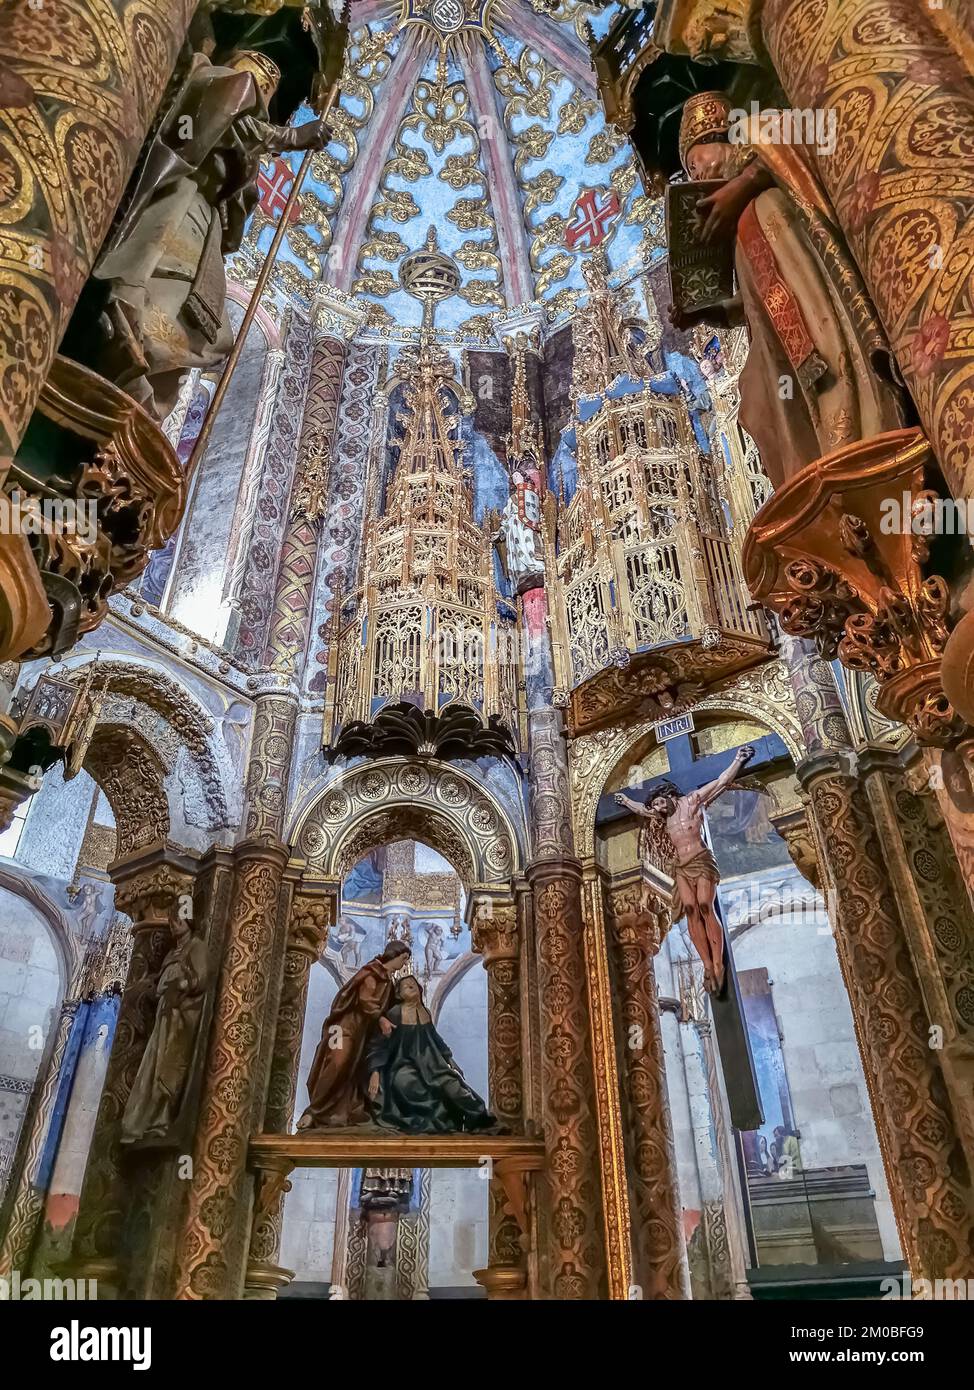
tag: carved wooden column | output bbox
[784,639,974,1279]
[0,0,196,463]
[579,865,633,1299]
[857,747,974,1173]
[262,335,345,677]
[527,704,607,1299]
[67,843,196,1296]
[174,330,349,1298]
[471,893,526,1297]
[244,882,336,1299]
[602,873,689,1300]
[172,836,290,1299]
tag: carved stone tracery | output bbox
[85,728,169,858]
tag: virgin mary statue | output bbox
[366,976,495,1134]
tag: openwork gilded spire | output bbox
[323,300,519,749]
[503,330,543,467]
[546,254,770,732]
[571,248,652,398]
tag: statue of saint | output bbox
[93,49,328,420]
[670,92,906,487]
[423,920,445,979]
[366,976,495,1134]
[121,915,208,1143]
[335,917,361,973]
[615,744,754,995]
[297,941,411,1130]
[495,468,545,591]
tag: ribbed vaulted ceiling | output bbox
[231,0,664,338]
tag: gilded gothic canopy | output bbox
[229,0,663,336]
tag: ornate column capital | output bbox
[854,744,906,780]
[470,896,518,965]
[287,891,336,960]
[601,868,667,958]
[232,836,290,871]
[110,841,198,927]
[768,806,821,892]
[309,285,367,341]
[527,854,583,888]
[795,749,857,790]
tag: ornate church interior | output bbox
[2,0,974,1311]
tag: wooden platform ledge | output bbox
[248,1130,544,1171]
[248,1132,545,1242]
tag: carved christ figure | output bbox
[615,745,754,995]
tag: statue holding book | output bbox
[668,92,906,486]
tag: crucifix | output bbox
[602,729,788,1130]
[615,744,752,996]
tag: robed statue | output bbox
[121,915,208,1144]
[298,941,411,1129]
[93,48,327,421]
[366,976,495,1135]
[671,92,906,486]
[615,744,755,996]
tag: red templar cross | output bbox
[565,187,621,251]
[257,156,301,221]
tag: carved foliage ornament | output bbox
[654,0,766,66]
[743,429,965,747]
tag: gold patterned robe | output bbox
[732,135,906,487]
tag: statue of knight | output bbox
[92,48,328,421]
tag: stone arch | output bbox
[0,866,80,1264]
[571,660,805,860]
[226,282,281,349]
[56,655,233,842]
[0,864,80,998]
[83,724,170,859]
[429,949,479,1021]
[292,760,524,887]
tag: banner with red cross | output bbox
[257,156,301,222]
[565,186,621,252]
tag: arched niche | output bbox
[0,868,79,1216]
[570,660,805,862]
[83,725,170,860]
[0,865,79,1000]
[291,760,525,889]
